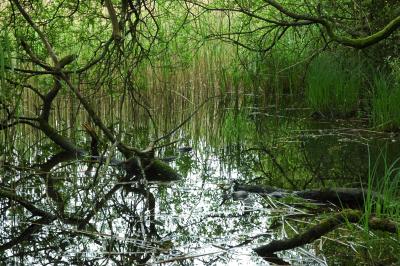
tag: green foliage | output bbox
[0,41,5,90]
[0,32,11,96]
[266,38,311,96]
[389,58,400,84]
[306,53,361,116]
[371,71,400,131]
[364,148,400,228]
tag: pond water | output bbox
[1,92,399,265]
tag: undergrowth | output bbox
[306,52,361,116]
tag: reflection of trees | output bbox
[0,147,165,264]
[300,132,372,184]
[217,110,377,189]
[0,0,181,264]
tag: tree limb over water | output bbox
[234,183,381,209]
[230,182,399,262]
[254,209,398,260]
[184,0,400,51]
[262,0,400,49]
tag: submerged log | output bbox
[294,187,377,209]
[234,183,380,209]
[254,209,398,259]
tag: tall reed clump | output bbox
[0,32,12,100]
[371,60,400,131]
[364,148,400,228]
[266,41,309,97]
[306,53,361,117]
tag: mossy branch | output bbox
[331,15,400,48]
[264,0,400,48]
[254,209,398,257]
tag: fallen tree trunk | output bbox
[254,209,398,259]
[294,187,373,209]
[234,183,380,209]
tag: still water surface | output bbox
[1,93,399,265]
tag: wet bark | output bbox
[254,209,398,259]
[234,183,378,209]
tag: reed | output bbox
[364,147,400,229]
[305,53,361,116]
[371,66,400,131]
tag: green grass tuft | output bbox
[306,53,361,116]
[364,147,400,229]
[371,67,400,131]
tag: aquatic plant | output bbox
[371,68,400,131]
[364,147,400,228]
[306,52,361,116]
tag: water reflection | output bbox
[1,94,400,265]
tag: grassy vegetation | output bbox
[305,52,361,116]
[371,60,400,131]
[364,148,400,224]
[356,148,400,264]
